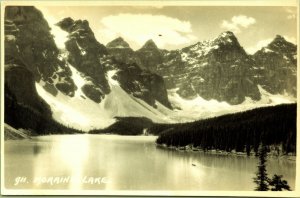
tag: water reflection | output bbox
[33,144,41,155]
[4,135,296,191]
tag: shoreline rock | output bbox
[4,123,31,140]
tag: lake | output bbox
[4,134,296,192]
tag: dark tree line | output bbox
[5,88,83,135]
[89,117,153,135]
[153,104,296,155]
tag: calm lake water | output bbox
[4,134,296,191]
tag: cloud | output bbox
[245,38,273,54]
[98,13,197,49]
[221,15,256,33]
[286,8,296,19]
[245,35,297,54]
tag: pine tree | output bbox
[254,145,269,191]
[269,174,291,191]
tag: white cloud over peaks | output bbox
[98,13,197,49]
[221,15,256,33]
[245,38,273,54]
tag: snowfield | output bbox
[166,86,296,122]
[36,68,296,132]
[36,66,172,131]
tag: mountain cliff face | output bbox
[4,7,53,117]
[4,7,82,134]
[56,17,110,103]
[135,39,165,72]
[106,37,141,66]
[57,17,172,108]
[122,32,296,105]
[4,6,297,131]
[5,7,76,97]
[155,32,261,104]
[4,6,173,131]
[253,35,297,97]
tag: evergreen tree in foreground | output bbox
[254,145,269,191]
[254,145,291,191]
[269,174,291,191]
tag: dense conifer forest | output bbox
[89,117,153,135]
[152,104,296,155]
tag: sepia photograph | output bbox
[1,0,299,196]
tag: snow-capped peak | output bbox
[219,31,235,38]
[214,31,239,46]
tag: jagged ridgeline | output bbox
[4,6,297,134]
[107,32,296,105]
[4,6,172,133]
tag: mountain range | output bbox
[4,6,297,133]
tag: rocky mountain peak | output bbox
[141,39,158,50]
[267,35,296,53]
[135,39,164,72]
[56,16,111,103]
[274,34,286,42]
[4,6,76,97]
[56,17,91,35]
[214,31,240,46]
[219,31,235,38]
[55,17,74,32]
[106,37,131,48]
[253,34,297,97]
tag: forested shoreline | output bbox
[152,104,296,155]
[89,117,154,135]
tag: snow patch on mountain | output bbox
[50,24,68,49]
[256,85,296,104]
[166,86,295,122]
[104,70,172,123]
[36,66,173,131]
[36,65,115,131]
[106,70,120,86]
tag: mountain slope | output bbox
[4,7,173,132]
[118,33,296,106]
[5,7,76,97]
[135,39,165,72]
[56,17,171,108]
[253,35,297,96]
[106,37,142,67]
[4,6,297,133]
[154,31,261,104]
[35,66,172,130]
[56,17,110,103]
[4,6,80,134]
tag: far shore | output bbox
[156,143,296,161]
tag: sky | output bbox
[36,5,297,54]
